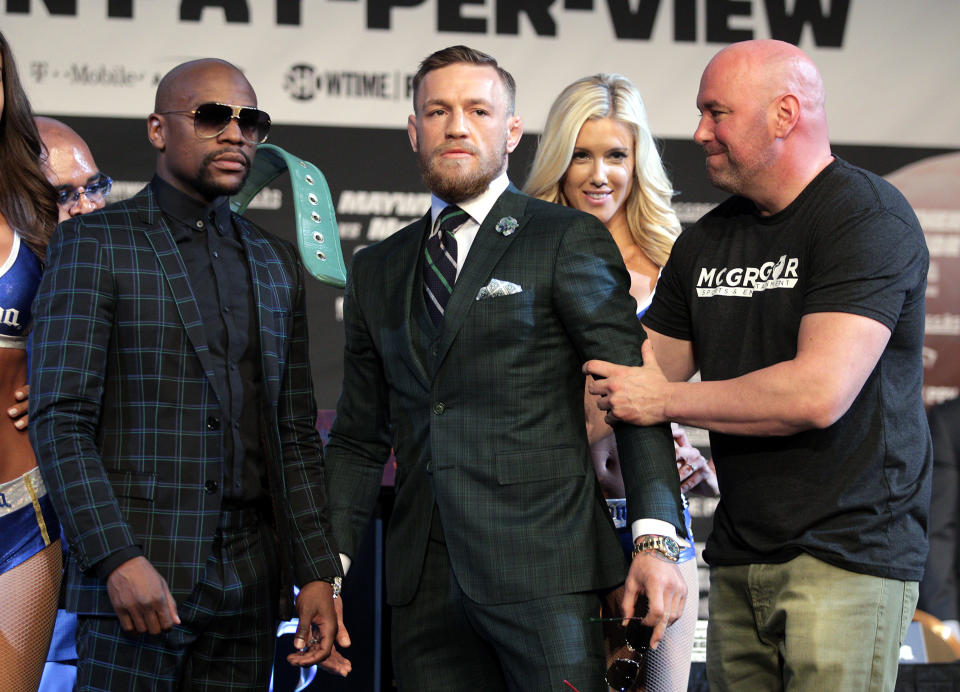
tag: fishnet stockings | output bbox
[0,540,62,692]
[642,556,699,692]
[604,556,700,692]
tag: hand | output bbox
[106,556,180,634]
[317,592,353,677]
[318,646,353,677]
[583,340,671,427]
[673,423,719,497]
[7,384,28,431]
[584,380,613,445]
[620,550,686,650]
[678,455,719,497]
[286,580,339,668]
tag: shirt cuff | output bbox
[631,518,690,549]
[96,546,145,580]
[339,552,351,575]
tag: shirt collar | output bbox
[430,171,510,230]
[151,175,233,235]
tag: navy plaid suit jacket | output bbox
[325,188,686,607]
[29,184,341,617]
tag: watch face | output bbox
[661,537,680,559]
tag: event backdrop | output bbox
[6,0,958,408]
[5,0,960,647]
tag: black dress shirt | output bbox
[153,176,267,507]
[95,177,270,579]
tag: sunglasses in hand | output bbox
[598,617,654,691]
[563,616,654,692]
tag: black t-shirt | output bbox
[645,158,932,581]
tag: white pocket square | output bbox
[476,278,522,300]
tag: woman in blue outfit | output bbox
[0,29,62,691]
[525,73,717,692]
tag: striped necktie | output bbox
[423,205,467,326]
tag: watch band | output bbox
[230,143,347,288]
[632,534,680,562]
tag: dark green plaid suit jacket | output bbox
[29,184,341,617]
[325,188,686,607]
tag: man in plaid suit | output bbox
[29,58,341,690]
[323,46,688,691]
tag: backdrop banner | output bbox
[7,0,957,405]
[8,4,958,682]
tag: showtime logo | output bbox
[696,255,799,298]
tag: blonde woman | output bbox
[526,73,716,692]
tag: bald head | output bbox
[154,58,253,112]
[694,39,833,213]
[37,116,97,177]
[148,58,260,202]
[708,39,826,115]
[36,116,109,222]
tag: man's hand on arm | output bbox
[106,556,180,634]
[586,314,892,436]
[584,339,673,427]
[620,545,686,650]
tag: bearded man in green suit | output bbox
[323,45,688,692]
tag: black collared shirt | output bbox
[152,175,267,507]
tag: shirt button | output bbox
[212,250,219,258]
[196,220,204,229]
[204,480,219,494]
[432,403,445,415]
[206,416,220,430]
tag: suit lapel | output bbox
[437,189,529,364]
[398,213,432,389]
[239,219,284,406]
[138,188,223,405]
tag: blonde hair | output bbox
[524,74,680,267]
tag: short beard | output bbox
[706,111,776,198]
[418,139,507,204]
[706,150,774,199]
[194,149,252,200]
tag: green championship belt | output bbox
[231,143,347,288]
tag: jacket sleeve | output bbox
[272,245,344,586]
[323,251,395,560]
[29,220,143,573]
[551,212,687,536]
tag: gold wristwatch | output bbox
[632,534,680,562]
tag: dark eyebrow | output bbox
[421,98,450,110]
[422,98,495,110]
